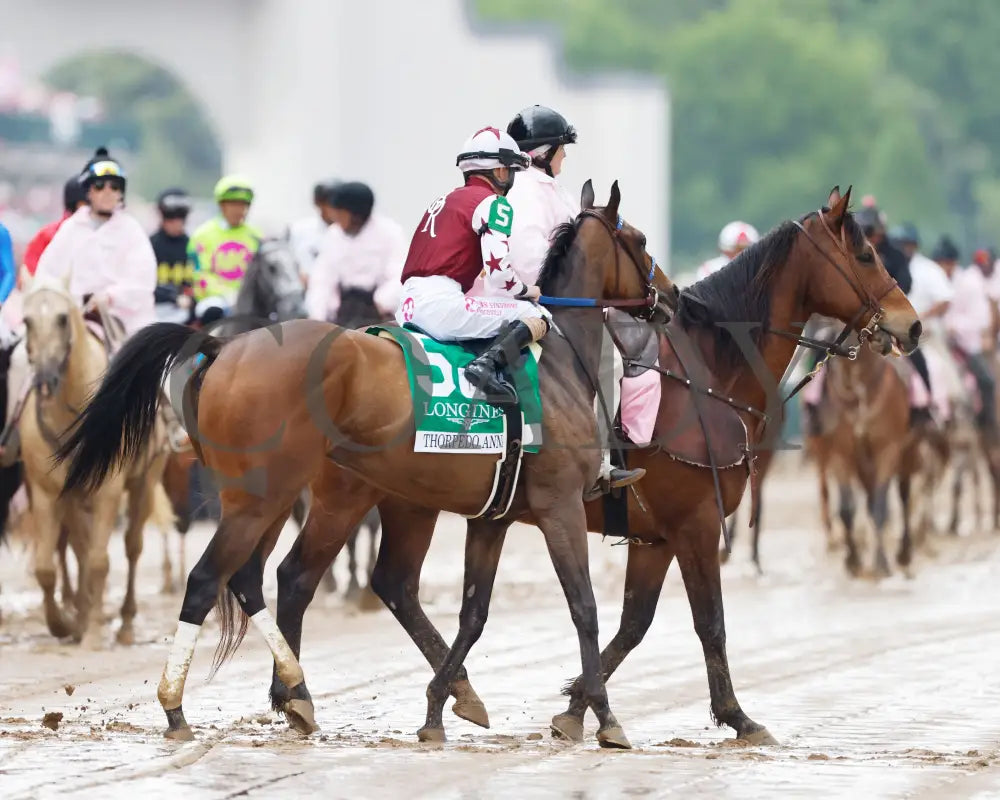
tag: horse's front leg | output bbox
[418,517,508,743]
[675,512,777,745]
[533,495,629,749]
[553,540,673,742]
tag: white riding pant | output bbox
[396,275,548,341]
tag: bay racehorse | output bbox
[57,181,675,746]
[810,337,913,576]
[259,187,920,746]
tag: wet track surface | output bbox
[1,460,999,798]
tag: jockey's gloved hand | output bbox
[518,285,541,302]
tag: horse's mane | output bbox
[536,220,581,295]
[677,211,865,369]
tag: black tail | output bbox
[56,323,225,494]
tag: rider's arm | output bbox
[474,195,529,299]
[506,194,551,286]
[104,222,158,315]
[0,225,15,303]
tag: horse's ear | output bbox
[581,179,595,210]
[606,180,621,220]
[826,185,851,228]
[827,185,841,208]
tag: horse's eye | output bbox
[57,313,68,327]
[857,251,874,264]
[639,234,647,248]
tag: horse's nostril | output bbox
[909,320,922,342]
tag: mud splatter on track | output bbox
[1,460,998,798]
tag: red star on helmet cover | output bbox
[475,126,501,139]
[505,279,518,291]
[486,254,503,273]
[736,231,749,245]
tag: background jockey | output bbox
[942,239,997,432]
[695,221,760,281]
[1,147,157,462]
[188,174,262,325]
[305,181,405,327]
[151,187,194,324]
[288,180,339,287]
[502,103,654,482]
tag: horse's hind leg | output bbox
[869,481,892,578]
[371,498,488,728]
[118,472,158,645]
[58,526,75,608]
[419,517,508,744]
[676,517,777,745]
[897,472,914,571]
[840,483,861,576]
[270,470,384,722]
[224,511,322,735]
[157,493,289,740]
[344,529,362,601]
[554,540,673,742]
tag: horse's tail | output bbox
[56,323,226,494]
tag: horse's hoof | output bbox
[116,626,136,646]
[284,698,320,735]
[451,679,489,729]
[80,631,104,651]
[417,726,446,743]
[47,616,74,640]
[550,713,584,742]
[740,727,779,746]
[164,725,195,741]
[596,724,632,750]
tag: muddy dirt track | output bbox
[1,458,999,799]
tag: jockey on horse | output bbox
[467,105,652,486]
[395,124,645,494]
[0,147,157,464]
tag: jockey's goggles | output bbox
[456,148,530,170]
[88,160,125,179]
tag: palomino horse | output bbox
[59,181,675,747]
[811,338,914,576]
[21,279,167,647]
[257,187,919,747]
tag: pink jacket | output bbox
[35,206,157,337]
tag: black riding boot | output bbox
[463,321,535,406]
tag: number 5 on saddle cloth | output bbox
[366,324,543,520]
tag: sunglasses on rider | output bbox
[92,178,125,192]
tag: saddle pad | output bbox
[366,325,543,454]
[652,322,750,469]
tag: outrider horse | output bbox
[57,181,675,747]
[262,187,920,747]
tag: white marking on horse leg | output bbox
[157,621,201,710]
[250,608,305,689]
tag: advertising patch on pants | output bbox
[464,296,520,317]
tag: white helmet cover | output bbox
[457,126,530,173]
[718,220,760,252]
